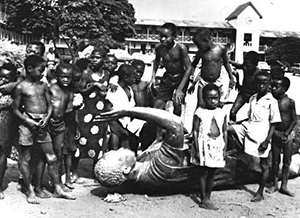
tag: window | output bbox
[244,33,252,46]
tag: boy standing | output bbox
[268,77,297,196]
[188,28,234,108]
[150,22,192,116]
[228,71,281,202]
[13,55,74,204]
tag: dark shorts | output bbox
[48,118,66,136]
[18,124,52,146]
[156,72,186,101]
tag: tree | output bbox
[265,37,300,66]
[4,0,136,60]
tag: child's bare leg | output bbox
[267,141,280,194]
[34,155,51,198]
[0,149,7,199]
[279,139,294,197]
[173,101,182,117]
[71,155,84,184]
[204,167,218,210]
[251,158,269,202]
[19,146,40,204]
[41,142,75,200]
[198,167,217,210]
[64,153,74,189]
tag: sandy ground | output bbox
[1,158,300,218]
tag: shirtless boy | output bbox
[150,22,192,116]
[131,59,150,107]
[48,63,74,189]
[188,28,234,108]
[268,77,297,196]
[13,55,75,204]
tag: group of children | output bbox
[0,22,297,211]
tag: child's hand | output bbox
[38,117,48,129]
[109,84,118,93]
[174,89,184,104]
[229,78,235,89]
[26,118,39,128]
[258,140,269,152]
[187,84,195,94]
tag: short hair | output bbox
[0,63,17,81]
[161,22,177,36]
[24,55,45,71]
[117,64,136,80]
[270,66,285,80]
[255,70,271,80]
[280,76,290,91]
[106,54,118,62]
[75,58,91,72]
[56,63,73,76]
[202,83,221,97]
[91,47,107,58]
[94,149,135,187]
[244,51,259,66]
[193,28,211,45]
[27,41,46,56]
[131,59,145,68]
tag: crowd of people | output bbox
[0,22,297,211]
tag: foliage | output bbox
[265,37,300,66]
[0,40,25,68]
[4,0,136,52]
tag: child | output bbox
[229,51,261,121]
[48,63,74,190]
[13,55,75,204]
[150,22,192,116]
[188,28,234,108]
[131,59,151,107]
[0,63,17,199]
[268,77,297,196]
[228,71,281,202]
[191,83,227,210]
[104,54,119,92]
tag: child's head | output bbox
[90,48,107,69]
[56,63,73,88]
[192,28,211,51]
[131,59,145,84]
[94,148,136,187]
[104,54,118,73]
[0,63,17,86]
[271,76,290,99]
[24,55,46,81]
[243,51,259,72]
[71,64,82,88]
[202,83,221,109]
[159,22,177,46]
[117,64,136,86]
[270,66,285,80]
[254,71,271,94]
[26,41,46,57]
[75,58,92,73]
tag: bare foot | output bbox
[53,187,76,200]
[266,186,278,194]
[279,188,295,197]
[35,188,52,199]
[251,194,264,202]
[0,191,4,199]
[64,182,75,190]
[199,200,218,210]
[26,192,40,204]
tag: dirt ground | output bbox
[1,158,300,218]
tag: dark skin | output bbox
[267,79,297,196]
[14,62,75,204]
[192,89,227,210]
[0,68,16,199]
[150,27,192,114]
[131,64,150,107]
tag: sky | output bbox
[128,0,300,32]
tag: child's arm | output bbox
[222,47,235,89]
[39,85,53,128]
[192,114,201,162]
[174,44,192,104]
[148,45,160,91]
[79,70,97,96]
[258,124,276,151]
[222,115,228,157]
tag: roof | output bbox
[135,18,234,29]
[260,30,300,38]
[225,1,263,21]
